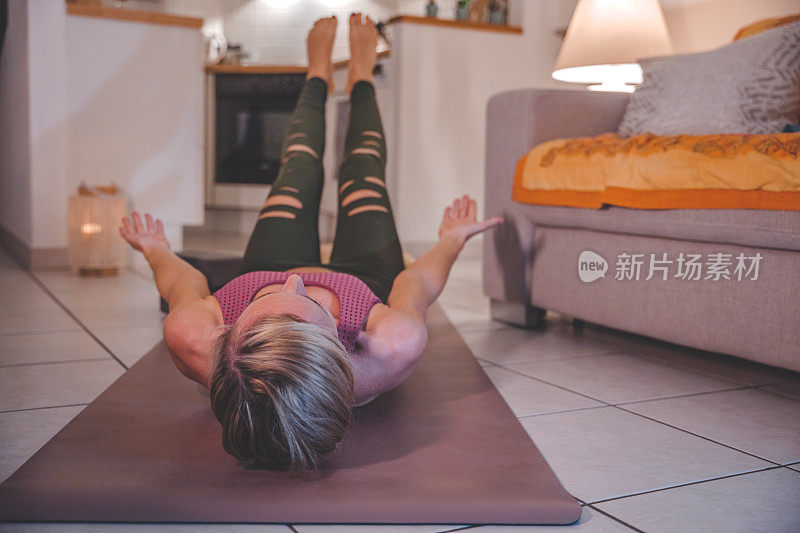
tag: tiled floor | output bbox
[1,238,799,533]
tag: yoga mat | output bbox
[0,304,581,525]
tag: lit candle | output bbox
[81,222,103,234]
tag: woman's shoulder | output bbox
[163,296,224,387]
[360,303,428,366]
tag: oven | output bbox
[205,72,307,208]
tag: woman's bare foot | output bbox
[306,16,337,92]
[347,12,378,94]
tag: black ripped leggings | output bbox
[237,77,405,303]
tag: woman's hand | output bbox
[119,212,171,255]
[438,195,503,246]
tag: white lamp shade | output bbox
[553,0,672,89]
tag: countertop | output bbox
[205,50,392,75]
[65,2,203,29]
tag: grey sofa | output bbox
[482,89,800,372]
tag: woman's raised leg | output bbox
[328,14,405,301]
[238,17,337,275]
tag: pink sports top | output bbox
[212,271,381,354]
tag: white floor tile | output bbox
[0,404,85,483]
[66,303,166,329]
[446,258,483,284]
[787,463,799,472]
[439,304,506,334]
[520,406,771,503]
[439,281,490,314]
[470,506,633,531]
[634,345,799,387]
[595,468,800,533]
[568,324,797,386]
[483,365,603,417]
[460,326,614,366]
[0,299,81,334]
[622,388,800,464]
[0,359,124,411]
[503,353,741,404]
[0,330,110,366]
[33,269,160,308]
[91,325,165,367]
[0,270,39,293]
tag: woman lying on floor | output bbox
[119,14,502,472]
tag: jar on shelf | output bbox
[426,0,438,18]
[456,1,471,21]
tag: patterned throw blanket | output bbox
[512,132,800,211]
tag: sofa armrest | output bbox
[482,89,629,304]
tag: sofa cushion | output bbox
[618,21,800,136]
[514,204,800,252]
[512,132,800,211]
[733,14,800,41]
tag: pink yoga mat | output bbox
[0,304,581,524]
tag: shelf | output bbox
[66,2,203,29]
[386,15,522,35]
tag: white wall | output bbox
[661,0,800,53]
[0,1,205,267]
[65,15,205,255]
[386,0,577,243]
[27,0,69,252]
[0,0,32,248]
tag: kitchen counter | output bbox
[204,50,392,74]
[66,2,203,29]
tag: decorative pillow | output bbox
[617,21,800,137]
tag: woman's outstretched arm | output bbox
[387,194,503,321]
[355,195,502,404]
[120,212,220,385]
[120,212,210,310]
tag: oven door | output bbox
[206,73,305,209]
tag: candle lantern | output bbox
[68,183,128,276]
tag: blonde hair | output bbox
[209,314,353,472]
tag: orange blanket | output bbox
[512,132,800,211]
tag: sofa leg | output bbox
[490,299,545,328]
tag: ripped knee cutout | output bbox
[348,205,388,216]
[280,186,299,193]
[286,144,319,159]
[286,133,306,141]
[341,189,382,207]
[351,147,381,158]
[338,179,355,194]
[259,211,297,220]
[362,130,383,139]
[364,176,385,188]
[362,140,381,147]
[264,194,303,209]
